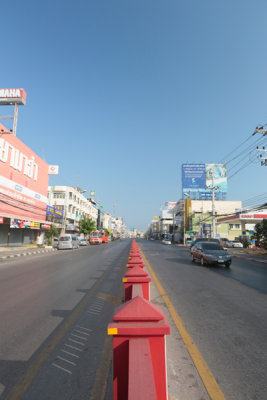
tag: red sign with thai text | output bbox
[0,124,49,221]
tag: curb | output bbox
[232,255,267,265]
[0,248,57,262]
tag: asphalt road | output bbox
[139,239,267,400]
[0,240,130,400]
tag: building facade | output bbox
[47,186,98,234]
[0,124,50,246]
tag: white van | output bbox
[58,234,79,250]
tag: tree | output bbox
[45,225,59,245]
[79,218,96,237]
[254,220,267,249]
[104,228,112,237]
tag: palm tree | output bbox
[79,218,96,237]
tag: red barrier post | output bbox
[108,296,170,400]
[123,266,151,301]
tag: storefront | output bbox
[0,124,49,246]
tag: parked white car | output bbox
[224,240,234,248]
[232,241,243,248]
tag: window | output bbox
[229,224,233,229]
[68,205,72,212]
[69,192,72,199]
[53,192,65,199]
[235,224,240,229]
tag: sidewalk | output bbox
[0,245,56,261]
[228,248,267,264]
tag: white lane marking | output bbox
[61,349,80,358]
[86,310,100,315]
[68,338,85,346]
[89,305,103,310]
[71,333,87,341]
[73,329,90,336]
[64,343,82,352]
[76,325,92,332]
[56,356,76,366]
[52,363,72,374]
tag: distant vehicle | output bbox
[78,238,89,246]
[190,237,220,249]
[191,242,232,268]
[150,237,155,241]
[162,238,171,245]
[232,241,243,248]
[101,232,108,243]
[52,237,59,249]
[185,239,192,246]
[58,234,79,250]
[89,231,103,245]
[162,234,172,245]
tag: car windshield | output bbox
[59,236,71,241]
[202,243,223,250]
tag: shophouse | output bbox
[181,199,242,239]
[47,186,98,234]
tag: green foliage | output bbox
[45,225,59,245]
[105,228,112,236]
[240,237,250,248]
[45,224,59,239]
[79,218,96,236]
[254,220,267,249]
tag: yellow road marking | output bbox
[139,247,226,400]
[96,292,118,303]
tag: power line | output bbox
[219,135,254,164]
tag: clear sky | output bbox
[1,0,267,231]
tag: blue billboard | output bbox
[182,164,206,190]
[182,163,227,200]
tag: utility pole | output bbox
[206,175,219,239]
[183,193,189,245]
[212,175,216,238]
[253,126,267,166]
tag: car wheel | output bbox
[191,254,195,263]
[225,262,231,268]
[200,257,205,266]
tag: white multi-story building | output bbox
[111,217,125,237]
[102,212,112,231]
[47,186,98,233]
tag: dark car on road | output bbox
[191,242,232,268]
[190,237,220,249]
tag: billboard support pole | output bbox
[13,103,18,136]
[212,175,216,238]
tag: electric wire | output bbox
[218,135,255,164]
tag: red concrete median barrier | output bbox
[108,296,170,400]
[123,266,151,301]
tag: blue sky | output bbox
[1,0,267,231]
